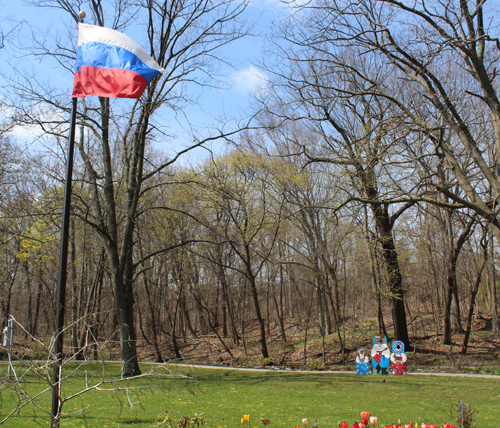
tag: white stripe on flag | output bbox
[77,23,162,72]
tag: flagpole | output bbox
[49,11,160,422]
[51,66,79,428]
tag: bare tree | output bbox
[6,0,251,376]
[191,150,286,359]
[258,69,418,348]
[261,0,500,345]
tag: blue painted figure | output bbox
[355,348,370,375]
[390,340,407,375]
[371,334,390,375]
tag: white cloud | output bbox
[230,66,269,94]
[10,107,67,141]
[253,0,310,11]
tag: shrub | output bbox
[304,359,326,371]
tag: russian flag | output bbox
[72,23,163,99]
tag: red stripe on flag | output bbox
[72,66,149,98]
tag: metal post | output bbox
[7,319,13,379]
[51,96,78,428]
[3,319,14,380]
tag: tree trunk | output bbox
[113,275,141,376]
[246,260,269,359]
[277,261,287,342]
[325,272,345,353]
[315,273,330,337]
[217,261,240,344]
[443,213,476,344]
[143,274,163,362]
[461,237,488,355]
[168,286,182,360]
[372,203,411,350]
[488,230,499,333]
[364,205,386,337]
[179,292,197,338]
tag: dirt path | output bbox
[163,363,500,379]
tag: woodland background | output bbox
[0,0,500,375]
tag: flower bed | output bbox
[241,412,459,428]
[333,412,457,428]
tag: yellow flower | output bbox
[241,419,245,424]
[244,415,250,422]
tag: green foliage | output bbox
[152,411,205,428]
[16,218,57,265]
[261,357,273,366]
[304,359,326,371]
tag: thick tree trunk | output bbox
[113,275,141,376]
[372,203,411,350]
[364,206,386,337]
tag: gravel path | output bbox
[164,363,500,379]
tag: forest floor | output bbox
[9,314,500,375]
[154,314,500,375]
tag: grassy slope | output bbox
[1,363,499,427]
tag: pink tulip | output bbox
[370,417,378,426]
[302,419,308,426]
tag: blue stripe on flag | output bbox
[75,42,160,84]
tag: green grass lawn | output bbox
[0,362,498,427]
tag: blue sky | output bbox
[1,0,288,159]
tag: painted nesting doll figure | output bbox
[355,348,370,375]
[390,340,407,375]
[371,334,390,375]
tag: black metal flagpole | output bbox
[51,94,78,428]
[51,13,85,426]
